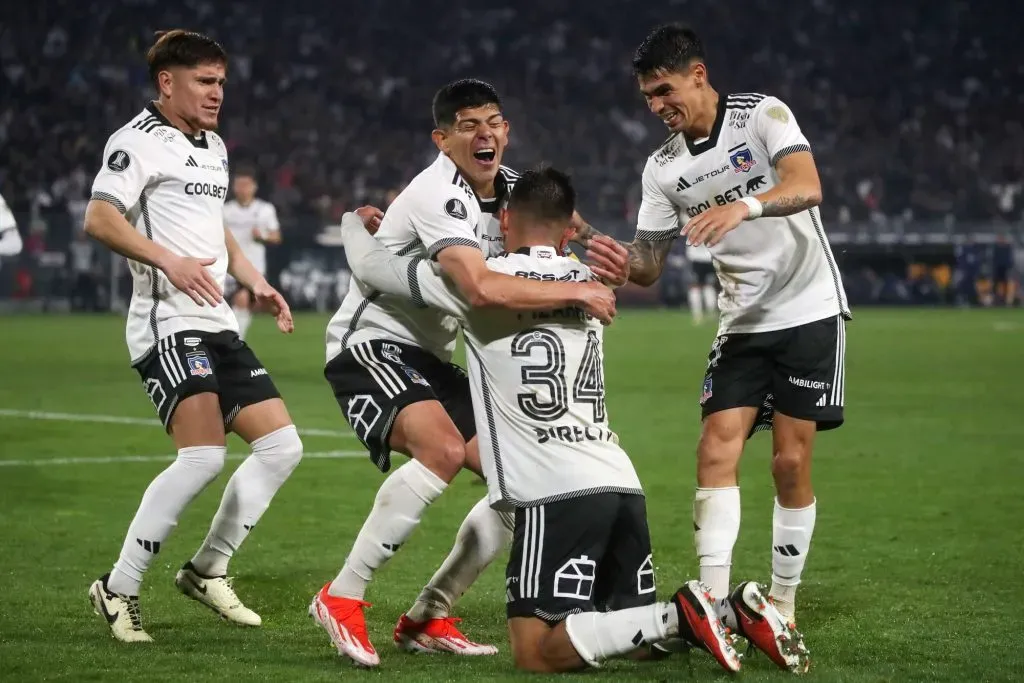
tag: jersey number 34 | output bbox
[511,328,606,423]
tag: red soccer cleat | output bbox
[728,581,810,674]
[393,614,499,655]
[309,584,379,667]
[674,580,743,673]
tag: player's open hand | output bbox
[160,254,223,307]
[355,206,385,235]
[252,280,294,333]
[578,281,617,325]
[682,201,750,247]
[585,235,630,287]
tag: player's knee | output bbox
[251,424,304,478]
[413,436,466,482]
[697,418,744,481]
[176,444,227,482]
[771,446,810,483]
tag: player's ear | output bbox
[558,224,573,252]
[499,208,510,237]
[431,129,449,154]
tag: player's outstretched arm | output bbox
[224,227,293,333]
[436,245,615,323]
[341,213,616,325]
[752,151,822,218]
[84,199,222,306]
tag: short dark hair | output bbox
[146,30,227,87]
[507,166,576,224]
[232,164,257,181]
[432,79,502,128]
[632,23,705,78]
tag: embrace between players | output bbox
[85,25,849,676]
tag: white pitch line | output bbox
[0,409,356,439]
[0,450,367,467]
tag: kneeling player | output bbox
[339,167,741,673]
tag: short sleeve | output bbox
[90,130,158,215]
[410,260,471,319]
[263,202,280,232]
[413,189,480,260]
[752,97,812,168]
[635,156,680,242]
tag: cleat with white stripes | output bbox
[394,614,498,655]
[728,581,810,674]
[174,562,262,626]
[88,574,153,643]
[673,580,742,673]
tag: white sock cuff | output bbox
[251,424,303,454]
[564,613,602,668]
[400,459,448,503]
[775,497,817,513]
[696,486,740,493]
[176,445,227,475]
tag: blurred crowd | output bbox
[4,0,1022,246]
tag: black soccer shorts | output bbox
[699,314,846,436]
[323,339,475,472]
[505,493,656,624]
[134,330,281,430]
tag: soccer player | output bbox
[572,24,850,673]
[0,192,23,256]
[83,30,303,642]
[338,166,742,674]
[311,80,625,667]
[223,166,281,339]
[686,243,717,324]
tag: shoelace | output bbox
[432,617,466,639]
[125,596,145,631]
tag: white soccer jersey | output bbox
[326,153,517,364]
[637,93,851,334]
[0,193,15,235]
[393,243,642,509]
[90,103,237,363]
[223,197,279,275]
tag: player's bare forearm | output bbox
[438,246,585,311]
[623,238,674,287]
[224,227,265,290]
[755,151,823,217]
[83,199,171,270]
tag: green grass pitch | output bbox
[0,309,1021,682]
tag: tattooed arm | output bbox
[755,150,822,217]
[571,216,674,287]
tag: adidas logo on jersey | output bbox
[185,156,198,168]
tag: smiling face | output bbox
[638,63,706,134]
[432,103,510,193]
[156,61,226,132]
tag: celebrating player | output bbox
[83,30,303,642]
[339,166,742,674]
[223,166,281,339]
[310,79,627,667]
[572,24,851,673]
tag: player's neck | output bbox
[237,198,255,207]
[504,237,558,254]
[683,89,720,140]
[152,99,203,138]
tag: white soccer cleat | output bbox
[309,584,380,668]
[174,562,262,627]
[89,574,153,643]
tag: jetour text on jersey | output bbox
[184,182,228,199]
